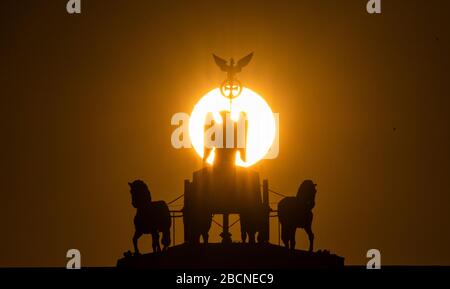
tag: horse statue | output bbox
[129,180,171,254]
[278,180,317,252]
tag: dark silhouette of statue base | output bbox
[120,180,344,269]
[117,243,344,269]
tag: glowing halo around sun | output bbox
[189,87,276,167]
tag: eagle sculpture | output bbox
[213,52,254,81]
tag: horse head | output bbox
[296,180,317,211]
[128,179,152,208]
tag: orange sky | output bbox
[1,0,450,266]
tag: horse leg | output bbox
[193,232,200,244]
[248,230,256,244]
[161,229,171,251]
[151,233,157,252]
[305,225,314,252]
[133,231,143,255]
[151,232,161,253]
[202,232,209,244]
[241,230,247,243]
[289,228,296,250]
[281,225,290,248]
[156,234,162,252]
[240,220,247,243]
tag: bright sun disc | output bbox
[189,87,275,167]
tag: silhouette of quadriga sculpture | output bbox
[183,111,267,244]
[278,180,317,252]
[129,180,171,254]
